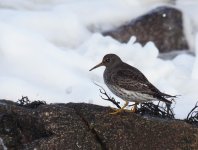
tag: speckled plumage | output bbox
[90,54,174,105]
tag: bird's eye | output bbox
[105,58,110,62]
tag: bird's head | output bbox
[89,54,122,71]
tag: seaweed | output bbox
[17,96,46,109]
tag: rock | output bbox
[103,6,189,53]
[0,100,101,150]
[0,100,198,150]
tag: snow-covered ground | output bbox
[0,0,198,118]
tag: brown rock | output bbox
[103,6,189,53]
[0,100,198,150]
[0,100,101,150]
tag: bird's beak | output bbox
[89,62,103,71]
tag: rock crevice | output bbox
[72,105,107,150]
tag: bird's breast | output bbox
[103,69,111,84]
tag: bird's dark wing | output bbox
[110,67,159,95]
[110,63,174,104]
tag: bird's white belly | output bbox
[107,85,157,103]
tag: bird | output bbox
[89,53,175,115]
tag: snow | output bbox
[192,34,198,79]
[0,0,198,118]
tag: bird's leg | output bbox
[131,102,139,113]
[110,100,129,115]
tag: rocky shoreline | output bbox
[0,99,198,150]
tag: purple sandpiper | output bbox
[90,54,174,114]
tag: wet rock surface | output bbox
[103,6,189,53]
[0,100,198,150]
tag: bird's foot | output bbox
[109,108,123,115]
[131,102,138,113]
[109,100,129,115]
[131,106,137,113]
[109,108,131,115]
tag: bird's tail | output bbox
[160,96,172,104]
[160,92,177,98]
[159,92,178,104]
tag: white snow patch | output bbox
[192,33,198,79]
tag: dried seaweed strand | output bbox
[94,82,121,109]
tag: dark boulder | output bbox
[103,6,189,53]
[0,100,198,150]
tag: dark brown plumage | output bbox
[90,53,175,114]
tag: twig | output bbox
[186,101,198,125]
[94,82,121,109]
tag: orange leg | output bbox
[110,100,129,115]
[131,102,138,113]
